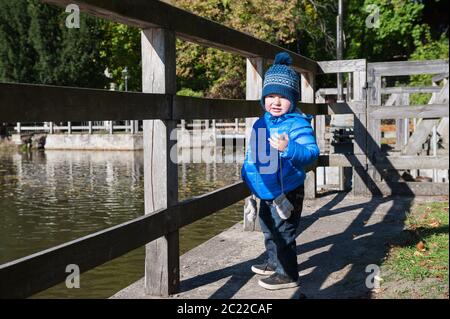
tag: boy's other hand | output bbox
[268,133,289,152]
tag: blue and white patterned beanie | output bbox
[260,52,300,112]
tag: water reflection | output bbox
[0,148,243,298]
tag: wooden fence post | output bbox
[367,66,382,193]
[352,67,369,195]
[141,27,179,296]
[396,93,409,152]
[301,71,317,199]
[244,57,264,231]
[245,57,264,148]
[400,93,410,150]
[315,93,326,190]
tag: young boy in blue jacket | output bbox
[242,52,319,290]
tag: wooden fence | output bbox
[0,0,448,298]
[366,60,449,194]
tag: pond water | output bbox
[0,148,244,298]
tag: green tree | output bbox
[58,13,107,88]
[27,0,62,84]
[408,33,449,104]
[174,0,336,99]
[345,0,431,61]
[0,0,107,88]
[99,22,141,91]
[0,0,36,83]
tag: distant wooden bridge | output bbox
[0,0,448,298]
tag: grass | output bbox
[377,201,449,298]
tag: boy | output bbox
[241,52,319,290]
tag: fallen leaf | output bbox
[372,288,382,294]
[374,275,384,282]
[419,261,428,267]
[428,220,440,228]
[414,251,423,257]
[416,241,426,251]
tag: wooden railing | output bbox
[0,0,448,299]
[0,0,316,298]
[0,182,249,298]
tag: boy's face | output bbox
[264,94,291,116]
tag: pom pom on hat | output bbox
[274,52,292,66]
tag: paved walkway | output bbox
[112,192,447,299]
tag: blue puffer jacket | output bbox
[242,111,320,200]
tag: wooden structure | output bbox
[14,121,140,134]
[366,60,449,192]
[0,0,448,298]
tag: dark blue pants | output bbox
[258,185,304,281]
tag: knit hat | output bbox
[260,52,300,113]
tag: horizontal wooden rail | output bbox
[42,0,317,74]
[1,83,371,123]
[372,155,449,170]
[316,154,367,167]
[171,182,249,230]
[369,182,449,196]
[368,60,449,76]
[316,88,350,96]
[300,101,366,115]
[317,59,366,74]
[317,87,443,96]
[173,96,261,120]
[0,82,171,122]
[174,100,366,118]
[316,154,449,170]
[0,181,249,299]
[368,103,449,119]
[380,86,442,94]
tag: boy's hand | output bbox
[268,133,289,152]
